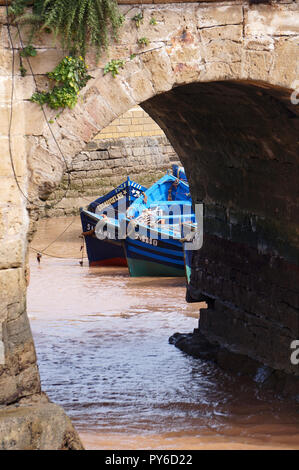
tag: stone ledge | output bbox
[0,402,83,450]
[169,329,299,400]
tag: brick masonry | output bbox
[97,105,164,139]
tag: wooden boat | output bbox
[83,166,199,278]
[80,177,146,266]
[123,170,196,277]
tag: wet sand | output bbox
[28,216,299,450]
[80,431,299,450]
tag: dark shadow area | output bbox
[141,81,299,378]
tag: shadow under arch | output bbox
[138,80,299,376]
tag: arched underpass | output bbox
[0,0,298,448]
[142,80,299,379]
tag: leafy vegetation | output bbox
[138,37,149,47]
[132,12,143,29]
[103,58,125,78]
[8,0,28,17]
[19,44,37,57]
[9,0,124,58]
[19,65,27,76]
[7,1,162,108]
[31,56,92,109]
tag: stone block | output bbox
[200,24,243,43]
[0,238,24,269]
[6,310,33,349]
[203,39,242,63]
[142,48,174,93]
[197,5,243,28]
[245,5,299,37]
[94,74,135,118]
[23,101,46,136]
[81,92,118,134]
[0,102,25,136]
[57,107,99,145]
[0,373,18,404]
[0,403,83,450]
[0,135,27,179]
[124,63,155,103]
[25,49,65,75]
[0,268,25,312]
[271,37,299,88]
[109,147,123,159]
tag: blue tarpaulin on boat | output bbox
[126,174,192,219]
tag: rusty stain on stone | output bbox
[171,28,194,46]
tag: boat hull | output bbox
[125,237,185,277]
[80,210,127,267]
[80,177,146,267]
[123,170,194,277]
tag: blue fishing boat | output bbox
[86,166,199,277]
[123,170,196,277]
[80,177,146,266]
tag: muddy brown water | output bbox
[27,216,299,450]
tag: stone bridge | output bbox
[0,0,298,448]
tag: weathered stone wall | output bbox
[0,10,39,408]
[43,104,179,217]
[43,135,179,217]
[0,0,299,447]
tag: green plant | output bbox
[19,65,27,77]
[20,45,37,57]
[8,0,27,17]
[138,37,149,47]
[13,0,124,59]
[130,53,136,60]
[31,55,92,110]
[132,12,143,28]
[149,17,157,26]
[103,59,125,78]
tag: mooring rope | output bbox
[30,217,87,261]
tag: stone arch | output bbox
[25,3,299,201]
[1,2,299,436]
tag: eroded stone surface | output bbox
[42,135,179,217]
[0,403,84,450]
